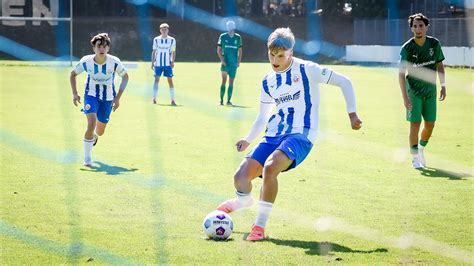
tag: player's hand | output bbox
[349,112,362,130]
[403,97,412,110]
[170,62,174,68]
[237,62,240,67]
[72,94,81,106]
[235,139,250,152]
[439,87,446,101]
[151,64,154,70]
[113,98,120,111]
[221,61,227,67]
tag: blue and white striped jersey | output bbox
[73,54,127,101]
[260,57,333,143]
[152,36,176,67]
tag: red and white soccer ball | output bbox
[202,210,233,240]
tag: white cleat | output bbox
[412,157,424,169]
[418,148,426,167]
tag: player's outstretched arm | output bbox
[398,64,412,110]
[349,112,362,130]
[235,102,273,152]
[70,71,81,106]
[327,71,362,130]
[113,73,129,112]
[437,61,446,101]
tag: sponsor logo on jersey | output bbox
[91,77,112,83]
[412,60,435,68]
[275,90,301,105]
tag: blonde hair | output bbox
[160,23,169,29]
[267,27,295,53]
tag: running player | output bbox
[70,33,129,166]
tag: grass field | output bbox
[1,61,473,264]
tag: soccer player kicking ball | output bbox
[217,28,362,241]
[70,33,129,166]
[398,13,446,169]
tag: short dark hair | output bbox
[408,13,429,27]
[90,33,111,47]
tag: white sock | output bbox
[255,200,273,228]
[152,82,159,99]
[83,138,94,162]
[169,88,175,101]
[235,191,252,208]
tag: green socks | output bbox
[419,140,428,147]
[227,85,233,103]
[220,84,225,102]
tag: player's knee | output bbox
[424,122,435,130]
[410,122,421,130]
[233,170,248,184]
[262,162,280,177]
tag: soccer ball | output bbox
[202,210,233,240]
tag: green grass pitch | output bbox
[0,61,473,264]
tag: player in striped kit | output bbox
[70,33,129,166]
[216,28,362,241]
[151,23,177,106]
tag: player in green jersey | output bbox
[398,13,446,169]
[217,20,243,106]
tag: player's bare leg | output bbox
[152,76,160,104]
[217,158,262,213]
[219,71,227,105]
[227,77,234,106]
[419,121,435,166]
[247,150,292,241]
[167,77,176,106]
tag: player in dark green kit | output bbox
[217,20,243,106]
[398,13,446,169]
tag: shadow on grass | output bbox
[268,239,388,256]
[419,167,472,180]
[157,103,182,107]
[218,104,250,108]
[80,161,138,175]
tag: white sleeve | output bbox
[171,38,176,52]
[244,102,274,143]
[152,38,157,50]
[306,62,356,113]
[115,59,127,77]
[73,56,87,75]
[326,71,357,113]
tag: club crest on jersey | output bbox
[292,75,300,83]
[275,90,301,105]
[429,48,434,56]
